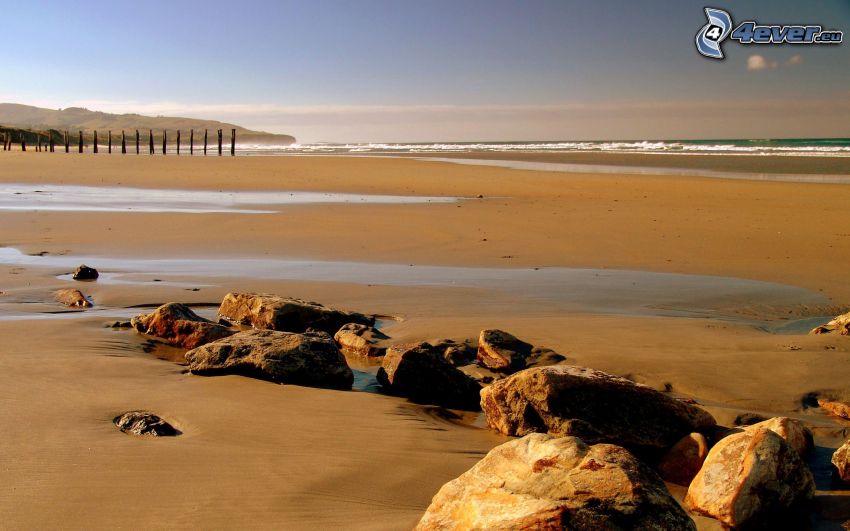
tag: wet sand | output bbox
[1,151,850,528]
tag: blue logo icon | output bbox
[696,8,733,59]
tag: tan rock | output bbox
[218,292,373,334]
[685,427,815,528]
[186,329,353,390]
[54,288,92,308]
[131,302,233,349]
[811,311,850,335]
[476,329,566,374]
[333,323,388,357]
[819,398,850,420]
[743,417,813,457]
[832,439,850,484]
[656,433,709,486]
[480,365,715,450]
[416,433,695,530]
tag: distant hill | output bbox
[0,103,295,145]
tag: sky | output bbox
[1,0,849,143]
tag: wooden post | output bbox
[36,134,40,152]
[204,129,208,155]
[231,129,236,156]
[21,133,26,152]
[162,130,167,155]
[65,131,69,153]
[50,134,54,152]
[136,130,140,154]
[121,131,127,154]
[176,130,181,155]
[190,130,194,155]
[149,130,154,154]
[78,131,83,153]
[217,129,222,156]
[93,131,98,153]
[108,131,112,153]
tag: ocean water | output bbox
[235,138,850,157]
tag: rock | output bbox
[476,329,565,373]
[54,288,92,308]
[818,398,850,420]
[744,417,813,457]
[185,329,353,390]
[480,365,716,450]
[377,342,482,410]
[72,264,99,280]
[685,427,815,528]
[430,338,476,366]
[114,411,179,436]
[131,302,234,349]
[811,311,850,336]
[218,292,373,334]
[734,412,768,426]
[832,439,850,484]
[656,433,709,487]
[333,323,389,357]
[108,321,132,329]
[415,433,695,531]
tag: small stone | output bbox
[54,288,92,308]
[72,264,99,281]
[114,411,179,436]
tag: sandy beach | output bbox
[2,151,850,529]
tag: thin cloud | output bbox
[747,55,778,71]
[785,54,803,66]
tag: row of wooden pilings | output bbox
[1,128,237,155]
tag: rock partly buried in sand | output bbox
[685,427,814,528]
[185,329,354,390]
[377,342,482,410]
[480,365,716,450]
[54,288,92,308]
[477,329,565,373]
[114,411,179,436]
[415,433,695,531]
[811,311,850,335]
[72,264,99,281]
[818,398,850,420]
[131,303,234,350]
[431,338,476,367]
[832,439,850,484]
[218,292,373,335]
[656,432,709,487]
[333,323,389,357]
[743,417,813,457]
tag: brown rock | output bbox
[333,323,389,357]
[480,365,715,450]
[832,439,850,484]
[685,428,815,528]
[377,342,482,410]
[72,264,99,280]
[744,417,813,457]
[415,433,695,530]
[54,288,92,308]
[657,433,709,486]
[819,398,850,420]
[185,329,353,390]
[811,311,850,335]
[131,302,233,349]
[113,411,179,436]
[218,292,373,334]
[477,329,566,374]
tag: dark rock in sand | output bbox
[477,329,566,374]
[218,292,373,334]
[108,321,132,329]
[185,329,354,390]
[114,411,179,436]
[377,342,482,410]
[416,433,695,531]
[333,323,389,357]
[54,288,92,308]
[480,365,716,450]
[131,302,234,349]
[734,412,768,426]
[430,338,477,366]
[72,264,99,281]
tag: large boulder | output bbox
[72,264,98,280]
[416,433,695,530]
[832,439,850,484]
[333,323,389,357]
[685,427,815,528]
[54,288,92,308]
[185,329,353,390]
[811,311,850,335]
[131,303,233,349]
[743,417,813,457]
[477,329,565,373]
[480,365,715,450]
[218,292,373,334]
[656,433,709,487]
[114,411,179,437]
[377,342,482,410]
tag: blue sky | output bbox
[1,1,849,142]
